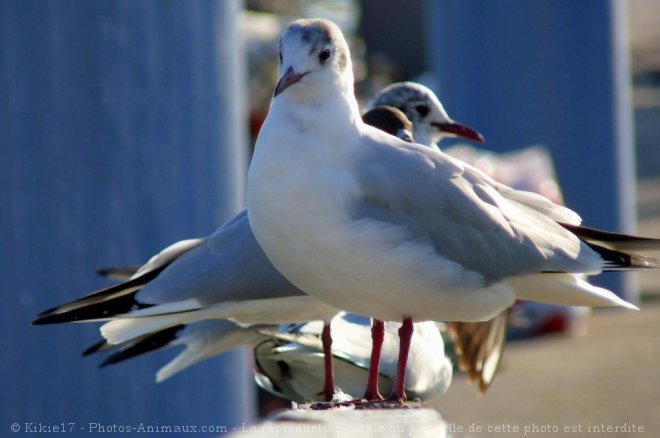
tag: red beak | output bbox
[432,121,485,143]
[274,67,308,97]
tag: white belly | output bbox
[248,167,514,323]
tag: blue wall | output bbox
[1,0,252,434]
[426,0,636,300]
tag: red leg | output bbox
[389,317,413,403]
[321,322,335,401]
[362,319,385,401]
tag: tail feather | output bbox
[154,323,265,383]
[448,310,508,395]
[511,273,639,310]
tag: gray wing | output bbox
[33,210,307,324]
[138,210,307,305]
[352,127,601,283]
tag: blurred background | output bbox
[2,0,658,436]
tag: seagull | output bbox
[254,312,452,403]
[34,104,466,401]
[367,81,483,148]
[246,18,657,404]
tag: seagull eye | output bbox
[318,48,331,64]
[415,104,430,117]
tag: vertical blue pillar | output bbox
[1,0,252,434]
[425,0,636,301]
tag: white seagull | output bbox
[254,312,452,403]
[247,18,656,403]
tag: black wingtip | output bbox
[32,310,82,325]
[96,266,141,280]
[97,325,186,368]
[32,264,169,326]
[96,268,113,277]
[99,355,120,368]
[82,340,109,357]
[561,223,660,251]
[629,253,660,270]
[560,222,660,270]
[33,294,155,325]
[34,304,64,320]
[32,313,63,325]
[585,241,660,270]
[32,314,51,325]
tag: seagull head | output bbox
[361,105,415,143]
[368,82,484,147]
[274,19,354,102]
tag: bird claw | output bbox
[362,389,384,402]
[309,397,413,410]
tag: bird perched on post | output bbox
[247,18,654,405]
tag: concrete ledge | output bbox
[230,407,447,437]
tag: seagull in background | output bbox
[254,312,452,403]
[367,81,483,148]
[247,18,655,405]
